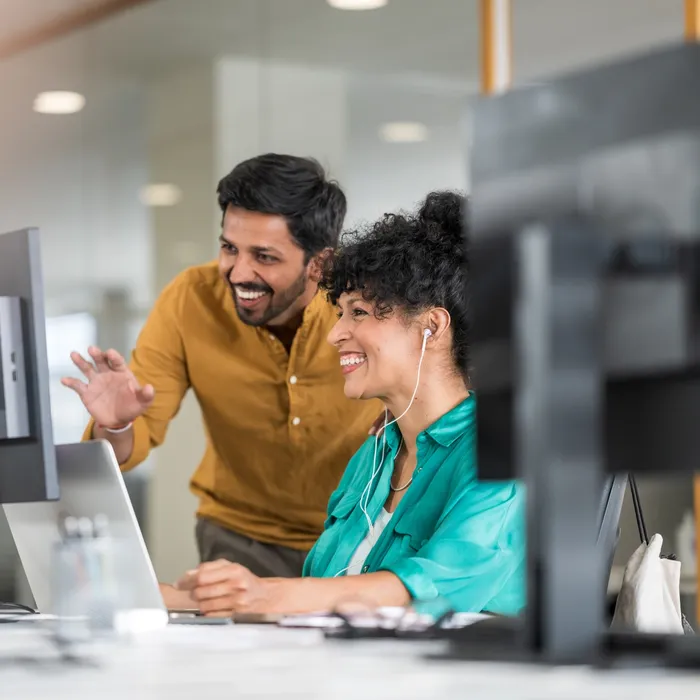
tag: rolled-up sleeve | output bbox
[379,481,525,613]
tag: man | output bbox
[62,153,382,580]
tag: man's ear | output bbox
[308,247,333,283]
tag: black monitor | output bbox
[461,42,700,664]
[470,41,700,482]
[0,228,58,503]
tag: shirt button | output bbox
[268,333,275,341]
[289,375,298,385]
[292,417,301,426]
[362,565,369,573]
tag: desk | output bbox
[1,623,699,699]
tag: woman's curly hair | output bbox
[320,191,470,383]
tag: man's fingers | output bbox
[70,352,96,380]
[105,348,127,371]
[88,345,110,372]
[135,383,155,405]
[60,377,87,396]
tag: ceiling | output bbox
[0,0,687,90]
[60,0,687,86]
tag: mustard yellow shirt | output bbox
[83,262,381,551]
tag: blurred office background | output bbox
[0,0,696,618]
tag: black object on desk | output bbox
[443,41,700,667]
[0,227,58,504]
[0,602,37,624]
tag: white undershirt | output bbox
[346,508,393,576]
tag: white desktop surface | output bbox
[1,623,699,699]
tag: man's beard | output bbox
[230,270,308,327]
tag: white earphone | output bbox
[358,327,432,535]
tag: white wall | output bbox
[214,58,348,184]
[0,39,152,316]
[345,76,469,227]
[144,64,217,583]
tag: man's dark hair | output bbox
[321,191,470,382]
[217,153,347,260]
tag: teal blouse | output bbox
[302,395,525,615]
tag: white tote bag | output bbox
[611,475,693,635]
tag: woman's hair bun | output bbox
[418,191,466,245]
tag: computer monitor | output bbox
[0,228,58,503]
[469,41,700,481]
[462,42,700,663]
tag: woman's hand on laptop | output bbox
[175,560,276,617]
[159,582,199,612]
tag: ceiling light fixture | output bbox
[139,184,183,207]
[379,121,429,143]
[327,0,388,10]
[33,91,86,115]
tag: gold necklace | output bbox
[389,439,413,492]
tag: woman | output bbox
[173,192,525,616]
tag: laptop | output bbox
[3,440,223,629]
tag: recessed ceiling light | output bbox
[327,0,388,10]
[379,122,429,143]
[139,184,183,207]
[33,91,85,115]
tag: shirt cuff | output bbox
[378,558,439,603]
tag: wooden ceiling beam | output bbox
[0,0,154,61]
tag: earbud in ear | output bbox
[423,328,432,338]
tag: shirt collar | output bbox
[301,290,328,326]
[384,393,476,449]
[254,290,328,342]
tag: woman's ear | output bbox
[424,308,451,344]
[308,247,333,283]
